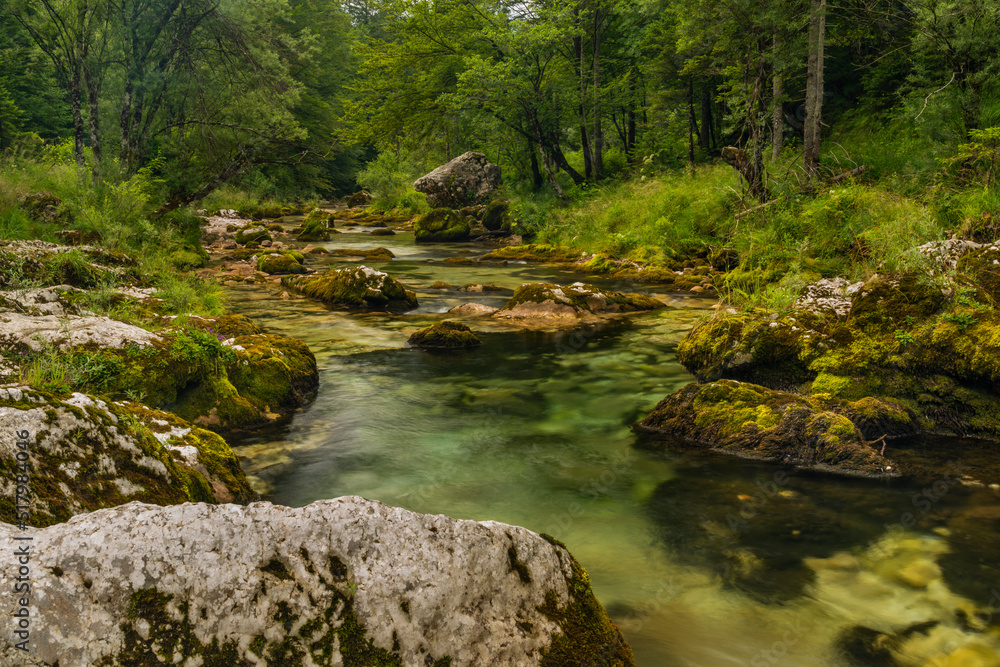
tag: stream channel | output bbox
[226,223,1000,666]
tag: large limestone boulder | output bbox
[283,266,418,311]
[0,387,256,528]
[0,498,635,666]
[414,151,501,208]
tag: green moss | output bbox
[537,552,636,667]
[282,267,418,311]
[329,247,395,261]
[413,209,470,243]
[481,244,582,263]
[811,372,853,396]
[408,321,482,349]
[501,282,664,314]
[482,200,510,231]
[234,225,272,245]
[297,219,331,242]
[257,253,307,274]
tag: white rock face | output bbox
[0,311,161,350]
[0,498,624,666]
[793,277,864,319]
[414,152,502,208]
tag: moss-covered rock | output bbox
[482,200,510,231]
[20,191,71,226]
[328,247,395,262]
[0,387,256,528]
[369,228,396,236]
[257,252,307,275]
[282,266,418,311]
[408,321,482,349]
[348,190,374,207]
[413,208,471,243]
[636,380,897,478]
[296,219,330,242]
[234,225,272,246]
[493,282,664,324]
[481,244,582,263]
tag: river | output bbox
[226,225,1000,666]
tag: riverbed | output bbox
[227,226,1000,666]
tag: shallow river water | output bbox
[227,227,1000,666]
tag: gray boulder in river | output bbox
[0,498,635,666]
[414,151,502,208]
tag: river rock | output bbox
[256,252,307,274]
[282,265,418,311]
[493,282,665,325]
[348,189,374,207]
[449,302,499,317]
[482,199,511,231]
[413,208,471,243]
[635,380,898,478]
[234,224,272,246]
[408,320,482,348]
[0,498,635,666]
[0,387,255,528]
[413,151,501,208]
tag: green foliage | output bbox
[946,127,1000,185]
[355,151,427,214]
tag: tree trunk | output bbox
[804,0,826,180]
[687,77,696,173]
[627,88,637,156]
[699,83,712,153]
[592,6,604,181]
[772,37,783,161]
[958,73,983,137]
[573,21,593,180]
[84,66,102,183]
[69,63,87,177]
[529,146,543,190]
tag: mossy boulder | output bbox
[234,225,272,246]
[636,380,897,478]
[282,266,418,311]
[370,227,396,236]
[348,190,374,207]
[408,321,482,349]
[169,248,206,270]
[413,208,471,243]
[257,252,307,274]
[482,200,511,231]
[296,218,331,242]
[0,387,256,528]
[494,282,664,324]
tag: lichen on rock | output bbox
[0,387,256,528]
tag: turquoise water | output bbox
[228,228,1000,666]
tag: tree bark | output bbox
[84,65,102,183]
[70,63,86,177]
[699,82,712,153]
[592,5,604,181]
[687,77,696,172]
[804,0,826,180]
[772,37,783,161]
[573,16,593,180]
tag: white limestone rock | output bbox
[0,498,633,666]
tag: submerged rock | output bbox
[329,247,395,261]
[413,208,471,243]
[493,282,664,326]
[282,265,418,311]
[0,498,635,666]
[449,302,499,317]
[636,380,899,478]
[408,320,482,349]
[413,151,502,208]
[0,387,255,528]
